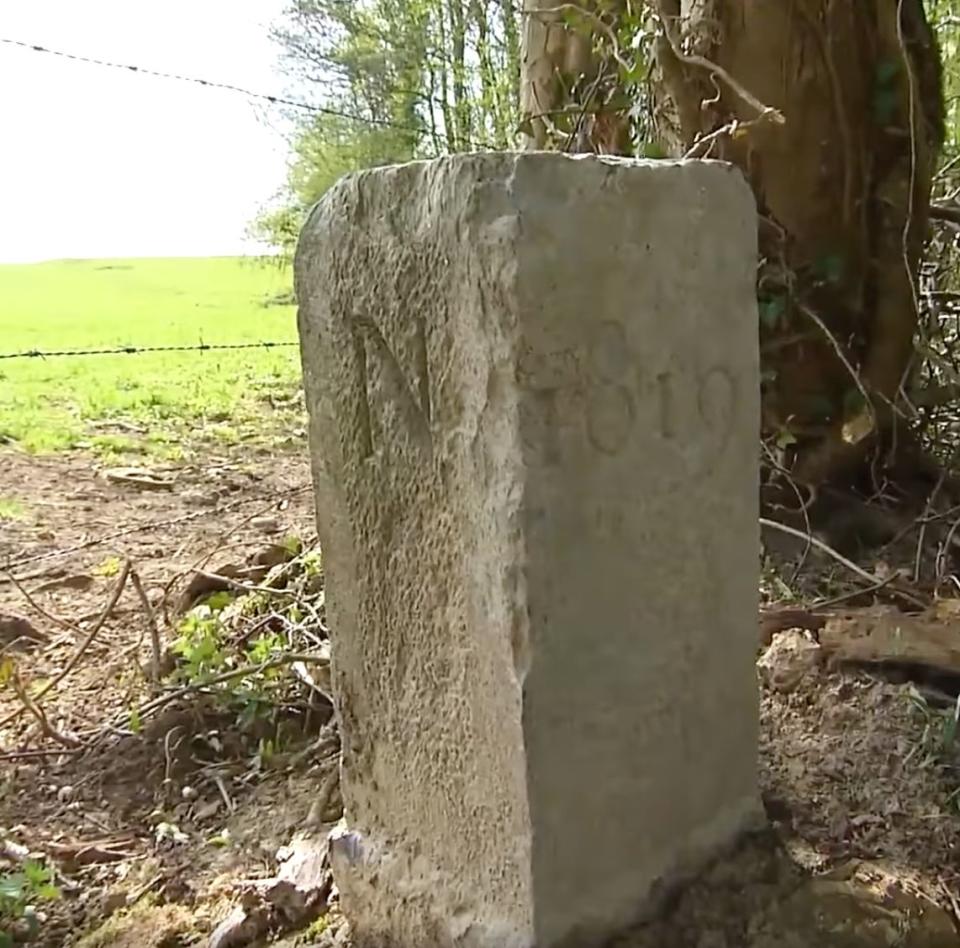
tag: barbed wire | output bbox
[0,36,499,149]
[0,341,300,361]
[0,483,313,576]
[0,36,422,133]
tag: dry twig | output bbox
[0,559,131,733]
[12,672,81,748]
[130,568,162,682]
[759,518,926,608]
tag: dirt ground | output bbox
[1,446,325,946]
[1,447,959,946]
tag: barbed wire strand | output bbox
[0,484,312,576]
[0,37,421,132]
[0,341,299,361]
[0,36,498,149]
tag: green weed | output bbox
[0,498,25,521]
[0,859,60,946]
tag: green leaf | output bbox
[22,861,50,886]
[0,874,25,901]
[775,428,797,449]
[204,591,234,612]
[759,295,786,329]
[93,556,121,578]
[128,705,142,734]
[0,929,14,948]
[35,884,60,902]
[812,253,844,285]
[638,141,668,159]
[281,534,302,556]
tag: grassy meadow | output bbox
[0,257,303,458]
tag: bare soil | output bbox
[1,447,959,946]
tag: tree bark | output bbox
[519,0,632,153]
[651,0,944,487]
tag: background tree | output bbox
[520,0,960,512]
[254,0,523,258]
[265,0,960,521]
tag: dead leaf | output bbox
[102,467,175,491]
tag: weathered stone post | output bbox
[296,153,762,948]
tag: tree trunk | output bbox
[652,0,944,487]
[519,0,632,153]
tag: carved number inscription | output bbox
[522,320,740,477]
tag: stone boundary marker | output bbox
[296,152,763,947]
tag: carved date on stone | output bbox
[522,319,740,476]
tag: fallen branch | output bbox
[759,608,826,647]
[819,604,960,676]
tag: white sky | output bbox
[0,1,295,262]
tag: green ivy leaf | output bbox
[759,295,786,329]
[775,428,797,449]
[812,253,844,285]
[0,874,25,901]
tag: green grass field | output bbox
[0,257,302,457]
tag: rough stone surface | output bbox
[295,152,762,948]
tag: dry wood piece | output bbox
[102,467,176,490]
[45,836,139,867]
[209,835,332,947]
[818,602,960,676]
[759,608,826,646]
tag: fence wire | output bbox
[0,341,300,361]
[0,36,498,149]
